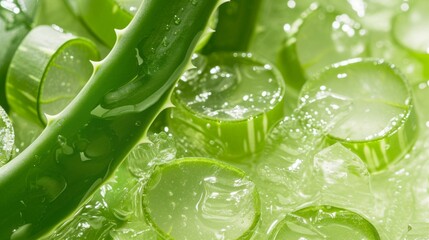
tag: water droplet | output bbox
[173,15,182,25]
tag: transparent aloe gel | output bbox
[320,0,406,32]
[169,52,285,159]
[252,105,374,237]
[277,3,368,91]
[268,205,380,240]
[142,158,260,239]
[0,106,14,166]
[251,79,359,235]
[299,59,418,172]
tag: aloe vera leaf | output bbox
[0,0,221,238]
[201,0,262,54]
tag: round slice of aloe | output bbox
[369,31,424,85]
[6,25,99,125]
[277,4,368,91]
[392,0,429,56]
[169,52,285,159]
[269,205,380,240]
[143,157,260,240]
[392,0,429,78]
[299,59,417,172]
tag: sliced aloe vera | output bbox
[269,205,380,240]
[277,4,368,90]
[392,0,429,78]
[169,52,285,159]
[143,158,260,239]
[369,31,424,84]
[392,0,429,56]
[6,25,99,125]
[299,59,417,172]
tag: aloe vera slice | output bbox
[6,25,99,125]
[169,52,285,159]
[392,0,429,79]
[269,205,380,240]
[369,31,424,85]
[277,4,368,91]
[392,0,429,57]
[143,158,260,240]
[299,59,417,172]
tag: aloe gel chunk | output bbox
[143,158,260,239]
[0,106,14,166]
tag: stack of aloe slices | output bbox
[1,0,429,239]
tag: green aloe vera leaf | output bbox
[299,58,418,172]
[169,52,285,159]
[0,0,220,238]
[143,157,260,240]
[201,0,262,54]
[6,25,100,125]
[269,205,380,240]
